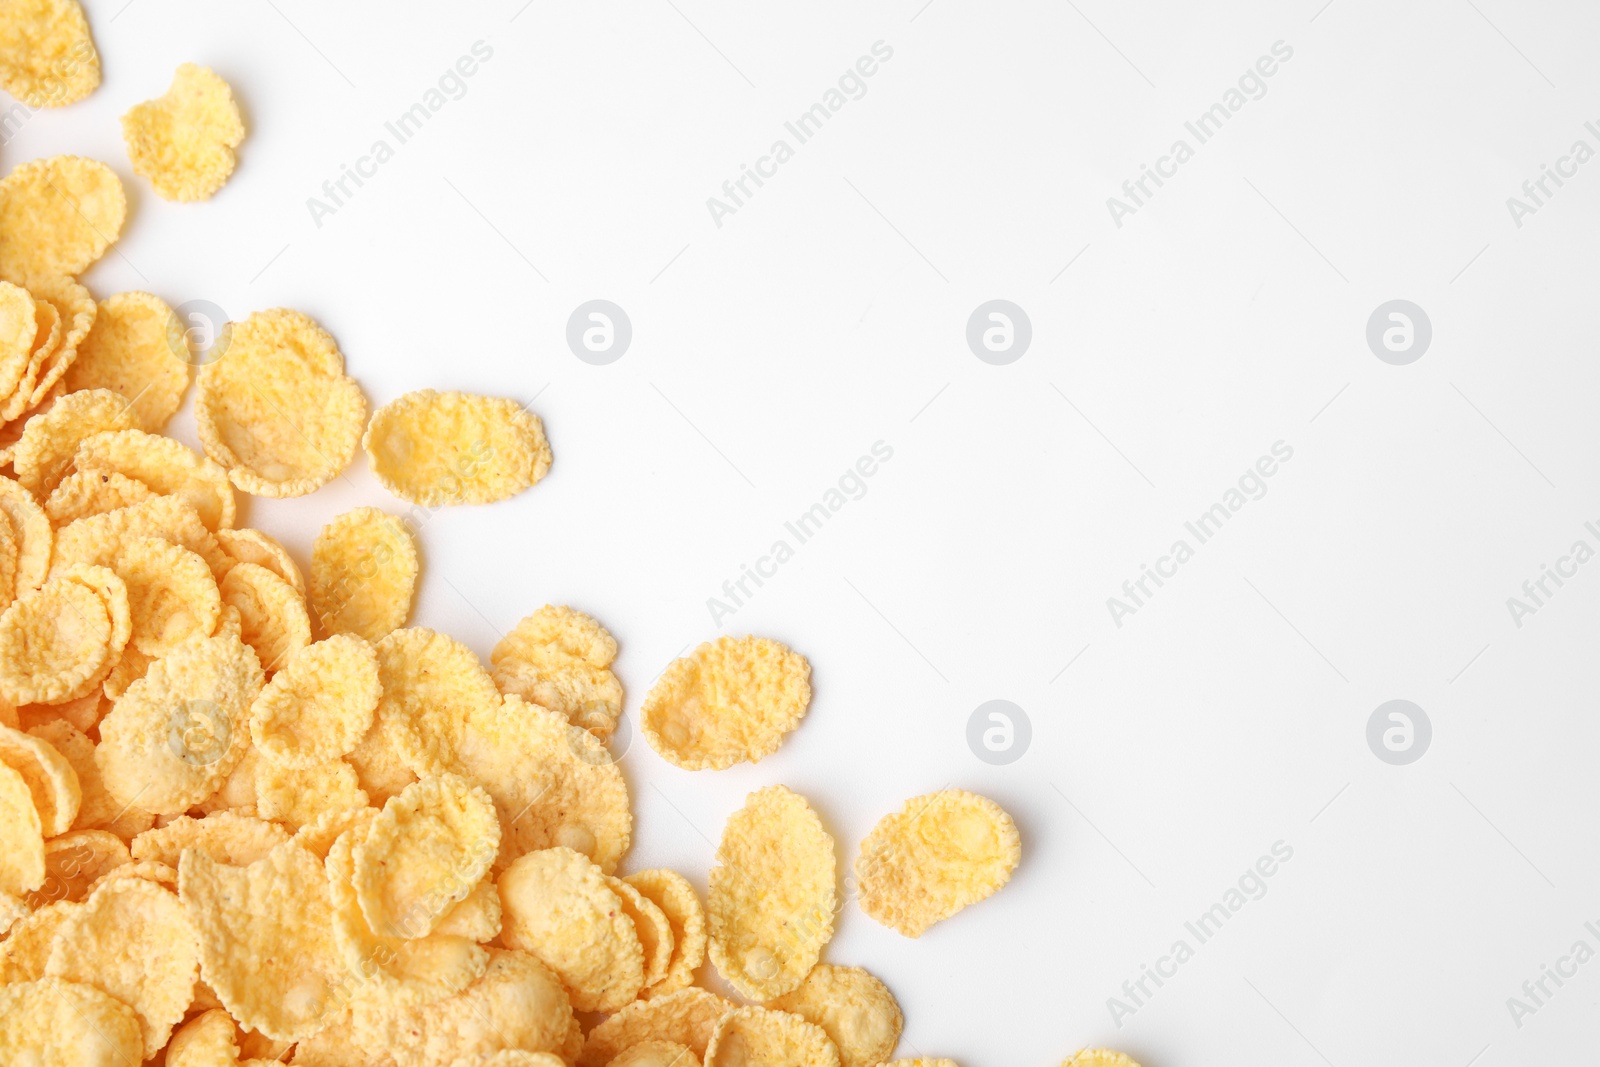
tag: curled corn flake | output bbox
[0,564,126,705]
[62,291,191,432]
[216,527,304,594]
[0,722,81,835]
[23,272,95,409]
[609,874,674,989]
[580,988,736,1067]
[44,466,156,524]
[220,561,311,673]
[0,471,51,590]
[250,632,379,766]
[0,281,38,404]
[704,1007,841,1067]
[641,635,811,771]
[364,389,552,507]
[132,811,288,868]
[0,0,100,107]
[73,427,236,531]
[121,63,244,202]
[0,156,125,283]
[23,829,128,910]
[372,626,499,777]
[0,762,45,895]
[13,387,134,498]
[0,296,60,422]
[765,965,903,1067]
[491,604,622,741]
[0,977,144,1067]
[625,868,708,999]
[115,536,222,656]
[166,1008,240,1067]
[310,505,418,641]
[51,495,230,583]
[290,804,377,861]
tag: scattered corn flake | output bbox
[220,560,311,673]
[24,272,95,408]
[580,988,736,1067]
[373,627,500,777]
[765,965,903,1067]
[610,873,674,989]
[73,427,236,531]
[26,719,152,839]
[0,761,45,895]
[0,280,38,402]
[364,389,552,507]
[704,1007,841,1067]
[62,291,191,432]
[44,466,157,524]
[50,495,230,582]
[1061,1052,1142,1067]
[0,0,100,107]
[0,977,144,1067]
[254,755,366,831]
[114,535,222,656]
[604,1040,702,1067]
[132,811,288,868]
[641,635,811,771]
[0,156,125,283]
[491,604,622,740]
[0,720,81,834]
[309,505,418,641]
[250,632,379,766]
[0,565,122,705]
[217,526,305,594]
[0,296,60,422]
[122,63,244,202]
[625,868,708,999]
[12,387,135,498]
[0,473,53,590]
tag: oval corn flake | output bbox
[705,1008,840,1067]
[0,761,45,895]
[0,977,143,1067]
[122,63,244,202]
[62,291,190,432]
[217,526,304,594]
[609,874,674,990]
[856,790,1020,939]
[220,561,311,674]
[605,1041,702,1067]
[0,156,125,283]
[250,633,378,766]
[496,845,645,1013]
[73,427,235,531]
[12,387,134,498]
[0,0,100,107]
[491,604,623,740]
[708,785,836,1001]
[625,868,708,999]
[309,505,418,641]
[364,389,552,507]
[132,811,288,868]
[113,536,222,656]
[765,965,902,1067]
[641,636,811,771]
[0,722,81,835]
[580,988,736,1067]
[195,308,365,497]
[254,755,367,831]
[0,567,117,705]
[374,627,500,777]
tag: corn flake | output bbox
[0,0,100,107]
[122,63,245,202]
[310,505,418,641]
[641,636,811,770]
[625,868,708,999]
[580,988,736,1067]
[491,604,622,740]
[0,156,125,283]
[765,965,902,1067]
[12,387,134,498]
[0,761,44,895]
[0,977,143,1067]
[62,291,191,432]
[364,389,552,507]
[704,1008,841,1067]
[220,560,311,673]
[73,427,236,530]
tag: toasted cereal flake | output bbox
[625,869,708,999]
[458,1055,571,1067]
[12,388,134,498]
[452,694,631,873]
[0,297,59,423]
[254,756,366,831]
[62,291,190,432]
[856,790,1020,938]
[0,977,143,1067]
[1060,1052,1142,1067]
[0,509,17,609]
[95,628,263,815]
[179,842,348,1043]
[166,1008,240,1067]
[0,900,76,982]
[0,0,100,107]
[364,389,552,507]
[22,828,126,909]
[217,527,304,594]
[354,773,499,939]
[23,273,95,408]
[0,157,125,283]
[0,889,26,935]
[113,536,222,656]
[17,689,104,736]
[310,506,418,641]
[292,948,581,1067]
[604,1040,702,1067]
[434,877,502,942]
[373,627,500,777]
[220,561,311,673]
[290,803,376,861]
[250,633,378,765]
[26,720,152,839]
[101,643,152,700]
[0,721,81,834]
[609,874,674,989]
[344,705,417,807]
[765,966,902,1067]
[704,1008,840,1067]
[580,988,738,1067]
[0,280,38,401]
[641,636,811,771]
[195,308,365,497]
[0,474,51,590]
[51,495,230,582]
[73,427,236,530]
[121,63,244,202]
[708,785,836,1001]
[0,567,117,705]
[496,846,644,1013]
[44,467,156,523]
[46,876,200,1053]
[0,762,45,895]
[491,604,622,740]
[132,811,288,868]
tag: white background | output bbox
[19,0,1600,1063]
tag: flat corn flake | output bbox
[167,1008,241,1067]
[24,273,95,409]
[114,536,222,656]
[704,1008,841,1067]
[708,785,837,1001]
[0,280,38,401]
[496,846,645,1013]
[625,868,708,999]
[0,157,125,282]
[217,527,305,594]
[373,627,499,777]
[62,291,190,432]
[765,965,903,1067]
[310,506,418,641]
[44,466,156,523]
[491,604,623,741]
[51,495,230,583]
[45,875,201,1054]
[12,387,135,498]
[0,473,52,589]
[0,761,45,895]
[453,694,631,873]
[72,427,236,531]
[179,841,349,1043]
[0,564,124,705]
[95,628,263,815]
[26,720,153,839]
[605,1041,702,1067]
[609,874,674,989]
[0,978,144,1067]
[641,636,811,771]
[220,561,312,673]
[254,755,367,831]
[292,948,581,1067]
[132,812,288,868]
[1061,1052,1142,1067]
[0,721,81,834]
[353,773,499,939]
[0,899,76,982]
[364,389,552,507]
[0,0,100,107]
[122,63,245,202]
[580,988,736,1067]
[855,790,1021,939]
[250,633,379,766]
[195,308,365,497]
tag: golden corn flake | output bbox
[0,977,144,1067]
[0,508,17,609]
[496,845,645,1013]
[132,811,288,868]
[26,719,152,838]
[0,889,25,935]
[0,721,81,835]
[354,773,498,940]
[460,1055,572,1067]
[95,628,263,815]
[625,868,708,999]
[609,874,674,989]
[167,1008,241,1067]
[195,308,365,497]
[856,790,1020,939]
[0,297,59,423]
[179,841,348,1043]
[0,156,125,284]
[580,988,736,1067]
[883,1061,960,1067]
[88,859,175,896]
[122,63,245,202]
[0,280,38,401]
[217,526,304,594]
[44,467,156,524]
[114,535,222,656]
[0,761,45,895]
[709,785,837,1001]
[0,472,52,590]
[290,803,377,861]
[62,291,190,432]
[250,632,378,766]
[23,272,96,409]
[254,756,366,831]
[16,689,104,736]
[0,565,123,705]
[12,387,134,498]
[641,636,811,771]
[0,0,100,107]
[310,505,418,641]
[1061,1052,1142,1067]
[0,899,76,983]
[220,561,311,673]
[491,604,622,740]
[453,694,631,873]
[605,1041,702,1067]
[364,389,553,507]
[46,875,200,1053]
[51,495,230,582]
[705,1008,840,1067]
[765,965,902,1067]
[73,427,236,530]
[29,828,121,910]
[374,627,499,777]
[434,877,502,942]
